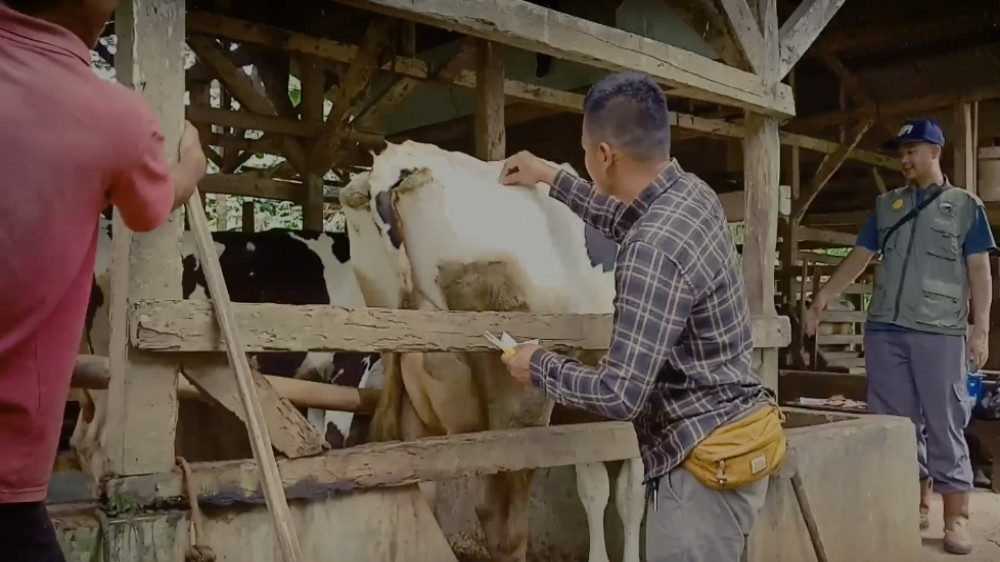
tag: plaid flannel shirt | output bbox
[530,160,772,482]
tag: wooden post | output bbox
[954,102,977,193]
[302,56,326,231]
[104,0,185,476]
[743,0,780,394]
[474,39,505,160]
[242,200,255,232]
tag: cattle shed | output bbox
[49,0,990,560]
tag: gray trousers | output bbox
[864,330,974,494]
[645,467,769,562]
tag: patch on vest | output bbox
[892,199,904,210]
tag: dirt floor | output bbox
[921,489,1000,560]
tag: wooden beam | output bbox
[793,117,874,220]
[793,84,1000,131]
[333,0,795,116]
[474,40,505,161]
[716,0,765,74]
[301,55,327,231]
[200,174,302,201]
[184,13,906,170]
[242,200,255,232]
[357,37,476,130]
[954,103,977,191]
[310,18,395,173]
[777,0,848,79]
[798,226,856,247]
[185,106,383,145]
[742,0,781,395]
[871,166,887,194]
[666,0,750,70]
[186,36,309,173]
[129,299,792,352]
[74,355,380,414]
[107,422,641,507]
[103,0,183,477]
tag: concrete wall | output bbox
[53,414,921,562]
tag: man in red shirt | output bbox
[0,1,206,559]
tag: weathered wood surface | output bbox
[184,192,307,561]
[185,12,898,170]
[777,0,849,79]
[129,299,792,352]
[474,39,506,161]
[332,0,794,116]
[106,422,640,507]
[73,355,380,413]
[103,0,184,477]
[792,117,875,220]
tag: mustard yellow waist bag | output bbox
[683,403,787,491]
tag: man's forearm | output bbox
[817,246,875,301]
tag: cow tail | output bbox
[369,351,404,442]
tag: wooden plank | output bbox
[103,0,184,477]
[106,421,641,507]
[186,105,383,144]
[73,354,380,413]
[129,299,792,351]
[817,334,864,345]
[475,39,505,161]
[777,0,849,79]
[185,13,905,170]
[200,174,303,201]
[818,310,866,323]
[717,0,765,74]
[181,357,330,455]
[798,226,856,247]
[792,281,870,295]
[793,117,875,220]
[333,0,795,116]
[186,35,309,173]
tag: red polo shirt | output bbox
[0,6,175,502]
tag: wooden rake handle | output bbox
[184,189,305,562]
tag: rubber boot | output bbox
[919,478,932,531]
[942,491,973,555]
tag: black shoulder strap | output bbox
[877,188,948,257]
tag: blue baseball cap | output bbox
[882,118,946,151]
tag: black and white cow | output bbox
[78,215,383,453]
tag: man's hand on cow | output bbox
[969,325,989,370]
[499,150,558,188]
[500,343,543,386]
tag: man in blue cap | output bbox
[805,118,996,555]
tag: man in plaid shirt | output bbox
[499,71,774,562]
